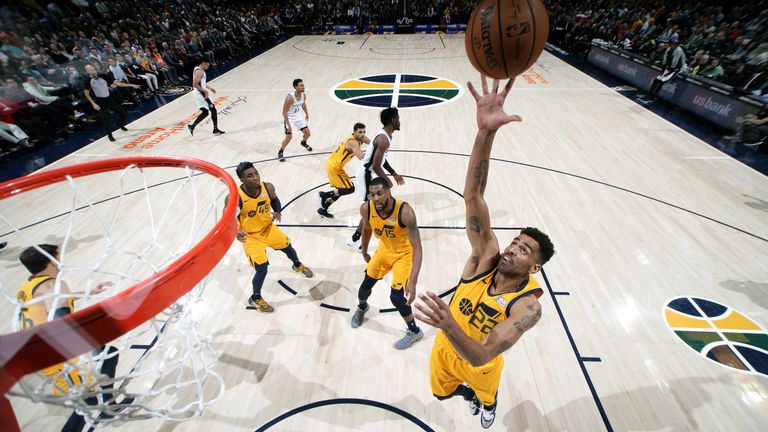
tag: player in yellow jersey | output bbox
[414,77,556,429]
[316,122,370,219]
[17,244,122,432]
[234,161,314,312]
[350,177,424,350]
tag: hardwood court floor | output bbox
[3,34,767,431]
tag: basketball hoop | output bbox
[0,156,238,431]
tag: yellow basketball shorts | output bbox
[45,361,87,395]
[429,335,504,406]
[365,248,412,290]
[325,160,354,190]
[242,225,291,266]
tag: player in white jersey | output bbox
[187,59,225,136]
[347,107,405,250]
[278,78,312,162]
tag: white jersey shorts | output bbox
[193,90,212,110]
[284,115,308,133]
[354,166,379,201]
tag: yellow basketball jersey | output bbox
[16,276,74,329]
[369,198,411,253]
[436,269,543,349]
[327,134,358,169]
[238,182,273,235]
[16,275,83,393]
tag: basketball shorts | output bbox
[192,90,213,110]
[43,361,88,395]
[365,247,412,290]
[284,115,308,133]
[242,224,291,266]
[430,332,503,406]
[354,167,374,201]
[325,160,353,190]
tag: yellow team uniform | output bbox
[366,198,412,290]
[239,182,290,266]
[16,276,84,394]
[325,134,358,189]
[430,268,543,405]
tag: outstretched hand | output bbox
[467,76,522,131]
[414,291,454,330]
[92,281,113,295]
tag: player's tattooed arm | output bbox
[469,215,482,233]
[462,76,522,280]
[462,134,498,280]
[418,295,541,367]
[474,160,489,189]
[490,299,542,357]
[511,303,542,335]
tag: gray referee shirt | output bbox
[88,76,111,98]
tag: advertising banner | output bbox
[587,44,761,129]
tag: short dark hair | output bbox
[353,122,365,131]
[521,227,555,265]
[368,176,391,190]
[236,161,254,178]
[200,59,209,64]
[292,78,302,88]
[380,107,399,126]
[20,244,58,274]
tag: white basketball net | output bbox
[0,162,232,428]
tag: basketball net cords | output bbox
[1,164,226,426]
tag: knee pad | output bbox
[358,274,378,301]
[198,108,209,115]
[389,288,411,317]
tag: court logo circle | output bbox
[330,73,463,109]
[663,296,768,376]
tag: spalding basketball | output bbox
[465,0,549,79]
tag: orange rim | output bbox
[0,157,237,411]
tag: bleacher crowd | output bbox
[0,0,285,151]
[547,1,767,96]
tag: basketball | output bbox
[465,0,550,79]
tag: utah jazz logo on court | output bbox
[664,296,768,376]
[331,74,462,109]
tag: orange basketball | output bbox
[465,0,549,79]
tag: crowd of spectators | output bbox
[5,0,766,153]
[0,0,286,152]
[279,1,475,33]
[547,0,768,98]
[0,0,488,153]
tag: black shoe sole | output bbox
[317,209,334,218]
